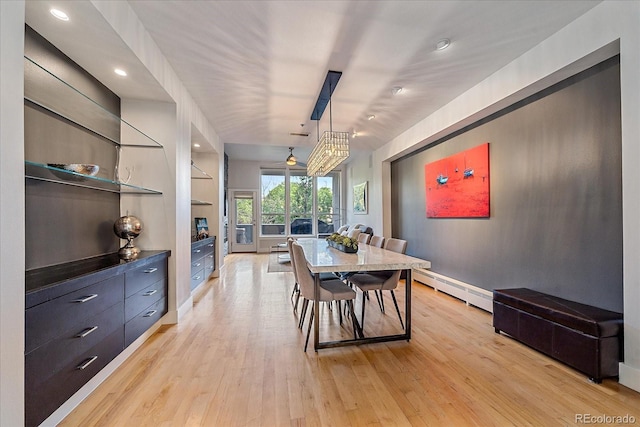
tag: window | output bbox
[317,172,340,236]
[260,169,342,236]
[260,171,285,235]
[290,172,314,236]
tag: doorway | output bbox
[230,190,257,252]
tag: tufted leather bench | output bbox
[493,288,623,383]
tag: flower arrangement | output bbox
[326,233,359,252]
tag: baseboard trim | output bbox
[619,362,640,393]
[413,268,493,313]
[176,295,194,322]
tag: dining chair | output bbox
[290,241,361,351]
[288,237,338,318]
[287,238,302,311]
[349,237,408,330]
[357,232,371,245]
[368,235,385,248]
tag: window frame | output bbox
[259,168,343,237]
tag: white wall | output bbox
[345,153,374,230]
[370,1,640,392]
[92,0,226,317]
[0,3,25,425]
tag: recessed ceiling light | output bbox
[367,115,375,121]
[392,86,404,95]
[436,38,451,51]
[114,68,127,77]
[193,143,201,148]
[50,8,69,21]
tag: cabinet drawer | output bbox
[26,302,123,388]
[191,244,207,261]
[191,258,205,275]
[204,263,214,278]
[125,259,167,298]
[125,279,166,322]
[125,298,166,347]
[191,268,205,290]
[26,274,124,353]
[25,327,124,427]
[204,252,214,269]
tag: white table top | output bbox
[296,238,431,273]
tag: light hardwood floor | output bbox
[60,253,640,426]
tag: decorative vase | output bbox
[114,215,142,260]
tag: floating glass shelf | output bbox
[191,161,214,179]
[24,56,163,149]
[191,199,213,206]
[25,161,162,195]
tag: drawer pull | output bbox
[72,294,98,303]
[76,326,98,338]
[77,356,98,370]
[143,310,158,317]
[143,267,158,274]
[143,289,158,296]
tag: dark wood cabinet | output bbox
[191,236,215,291]
[25,251,169,427]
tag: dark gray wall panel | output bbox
[392,57,622,312]
[24,26,121,269]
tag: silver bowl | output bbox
[48,163,100,181]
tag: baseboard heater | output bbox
[412,268,493,313]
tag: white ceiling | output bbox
[25,1,600,163]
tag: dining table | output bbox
[296,238,432,351]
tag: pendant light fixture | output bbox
[286,147,297,166]
[307,71,349,177]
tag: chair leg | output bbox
[347,300,364,339]
[360,291,367,334]
[299,299,309,329]
[293,289,301,313]
[304,302,315,352]
[390,290,404,330]
[375,289,385,313]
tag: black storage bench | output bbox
[493,288,623,383]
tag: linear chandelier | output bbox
[307,71,349,177]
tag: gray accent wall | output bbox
[391,57,622,312]
[25,26,121,269]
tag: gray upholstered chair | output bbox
[368,235,385,248]
[288,237,337,318]
[357,232,371,245]
[349,238,408,330]
[290,241,361,351]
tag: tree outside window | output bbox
[260,170,341,236]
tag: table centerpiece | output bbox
[326,233,359,253]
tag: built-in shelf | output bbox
[191,199,213,206]
[191,161,213,179]
[24,56,163,149]
[25,161,162,195]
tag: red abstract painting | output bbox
[425,143,490,218]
